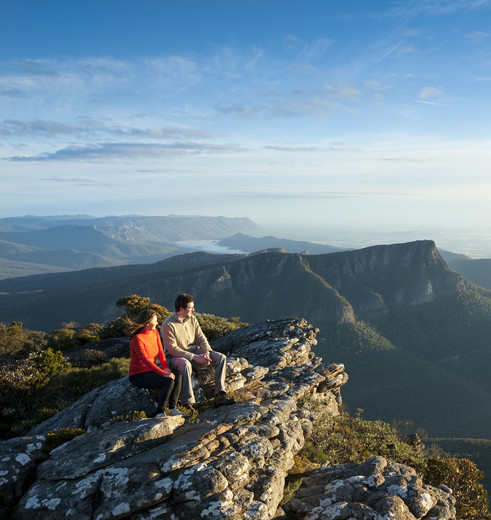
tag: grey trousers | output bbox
[168,348,227,405]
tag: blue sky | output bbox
[1,0,491,251]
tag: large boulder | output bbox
[283,456,456,520]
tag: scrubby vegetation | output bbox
[424,456,490,520]
[1,294,489,519]
[0,294,246,439]
[44,427,86,453]
[0,321,47,356]
[288,404,490,520]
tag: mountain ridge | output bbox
[1,239,490,439]
[0,215,260,279]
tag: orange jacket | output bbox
[129,329,169,377]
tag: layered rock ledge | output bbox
[0,318,455,519]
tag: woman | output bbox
[127,309,182,418]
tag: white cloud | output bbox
[417,86,449,104]
[6,141,245,162]
[0,118,212,141]
[466,30,490,43]
[391,0,490,17]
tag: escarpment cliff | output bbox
[1,319,455,520]
[0,240,464,332]
[0,240,485,439]
[304,240,466,316]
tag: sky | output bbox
[1,0,491,254]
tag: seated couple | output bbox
[128,293,235,417]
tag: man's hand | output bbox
[194,353,211,366]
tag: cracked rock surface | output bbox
[1,318,455,519]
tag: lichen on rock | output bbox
[1,318,455,519]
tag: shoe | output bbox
[214,392,236,407]
[169,408,183,416]
[155,413,168,419]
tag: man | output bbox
[161,293,235,409]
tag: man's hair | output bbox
[174,293,194,312]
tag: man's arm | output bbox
[192,317,211,353]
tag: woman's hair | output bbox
[125,309,158,336]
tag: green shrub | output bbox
[44,428,86,453]
[76,323,104,344]
[110,410,147,423]
[0,357,128,439]
[29,348,72,384]
[102,294,171,338]
[296,405,490,520]
[54,358,129,401]
[195,313,247,340]
[302,409,425,471]
[70,348,108,368]
[101,316,128,339]
[47,326,78,350]
[424,456,490,520]
[0,321,47,357]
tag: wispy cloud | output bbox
[391,0,490,17]
[262,145,321,153]
[214,103,265,117]
[0,118,212,140]
[417,86,450,105]
[282,35,332,62]
[271,84,362,118]
[40,176,111,186]
[7,141,245,162]
[0,89,27,98]
[263,142,357,153]
[231,185,419,199]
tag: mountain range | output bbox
[3,215,491,292]
[0,215,259,279]
[1,236,491,442]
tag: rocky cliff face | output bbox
[304,240,466,316]
[0,239,464,332]
[1,319,455,520]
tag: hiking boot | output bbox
[214,391,236,407]
[169,408,184,416]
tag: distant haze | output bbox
[2,1,491,245]
[255,220,491,259]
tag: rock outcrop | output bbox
[283,456,456,520]
[1,318,455,519]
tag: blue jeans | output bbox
[129,371,181,414]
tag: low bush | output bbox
[0,294,244,439]
[44,428,86,453]
[424,456,490,520]
[302,408,425,472]
[0,321,47,357]
[195,313,247,340]
[102,295,171,338]
[294,405,490,520]
[0,357,129,439]
[70,348,108,368]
